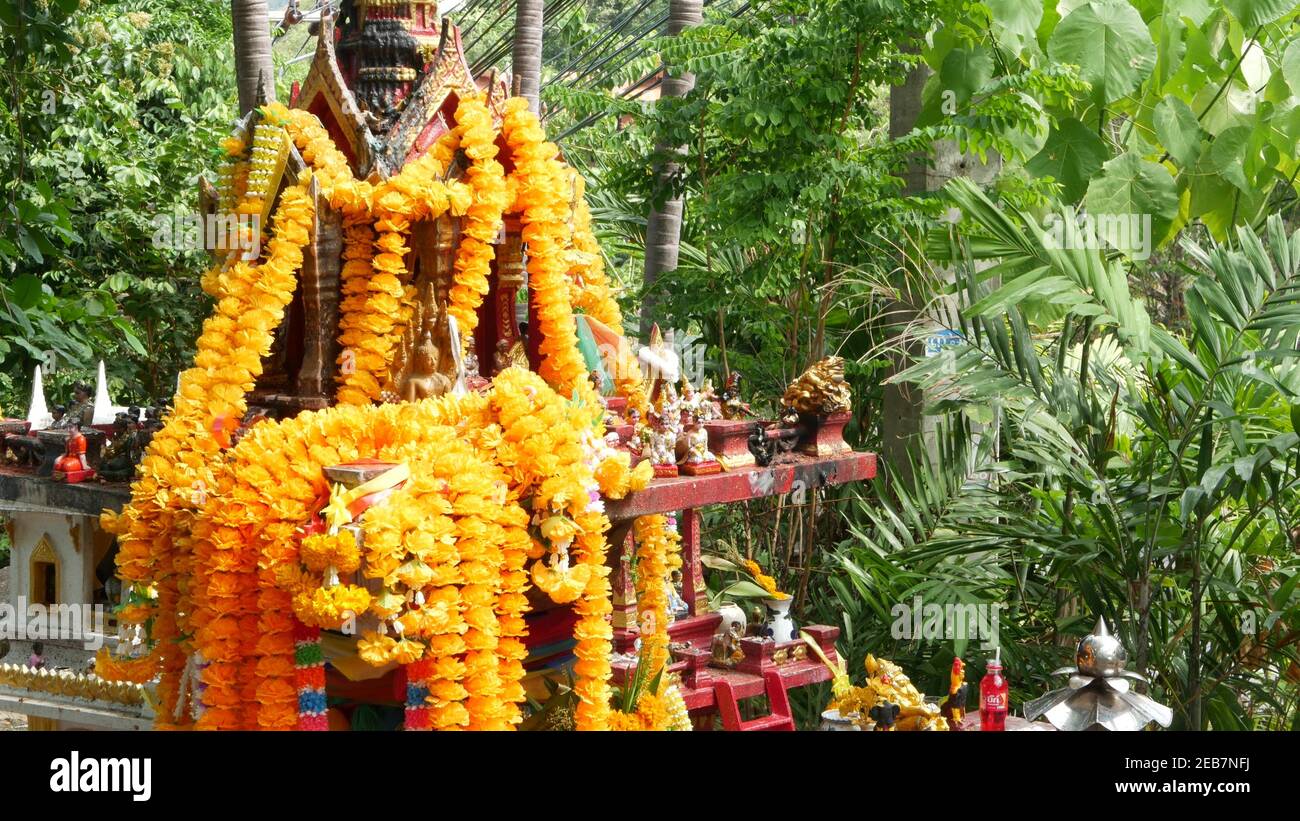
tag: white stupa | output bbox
[92,360,124,424]
[25,364,52,430]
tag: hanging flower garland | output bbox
[101,144,315,724]
[633,514,673,678]
[501,99,594,406]
[448,95,509,352]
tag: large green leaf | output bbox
[1047,1,1155,105]
[9,274,45,310]
[985,0,1043,55]
[1221,0,1295,29]
[1083,151,1179,252]
[1209,126,1253,193]
[939,45,996,105]
[1026,117,1111,202]
[1282,36,1300,96]
[1152,95,1203,168]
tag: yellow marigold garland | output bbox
[449,95,509,352]
[501,99,594,406]
[633,514,673,678]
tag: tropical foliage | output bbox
[808,178,1300,729]
[925,0,1300,245]
[0,0,234,412]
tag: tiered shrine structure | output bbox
[0,1,877,731]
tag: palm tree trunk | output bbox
[231,0,276,116]
[641,0,703,338]
[513,0,545,114]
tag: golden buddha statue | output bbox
[402,329,454,401]
[385,278,457,402]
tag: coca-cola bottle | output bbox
[979,648,1008,731]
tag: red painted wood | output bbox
[714,669,796,731]
[605,451,877,521]
[680,509,706,616]
[680,659,833,713]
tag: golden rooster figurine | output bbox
[781,356,852,417]
[939,657,969,730]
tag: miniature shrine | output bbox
[0,1,880,732]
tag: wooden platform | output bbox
[605,451,877,521]
[0,466,131,516]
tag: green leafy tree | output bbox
[922,0,1300,246]
[837,178,1300,729]
[0,0,235,410]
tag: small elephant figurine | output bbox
[870,701,900,731]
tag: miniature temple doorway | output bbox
[29,535,59,606]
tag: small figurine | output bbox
[402,331,454,401]
[712,621,745,668]
[678,377,698,415]
[678,410,721,475]
[748,424,800,467]
[826,654,949,731]
[645,409,679,478]
[52,425,95,483]
[719,371,754,421]
[492,338,529,376]
[697,377,722,421]
[938,657,968,730]
[666,569,690,619]
[638,324,680,409]
[493,339,512,375]
[67,382,95,428]
[98,412,140,482]
[1023,616,1173,731]
[869,701,900,731]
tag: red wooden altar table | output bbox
[603,451,877,728]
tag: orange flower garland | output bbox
[501,99,595,406]
[633,514,673,678]
[101,144,315,724]
[448,95,509,352]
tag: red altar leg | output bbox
[714,669,795,731]
[680,509,707,616]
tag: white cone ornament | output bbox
[26,365,52,430]
[92,360,117,425]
